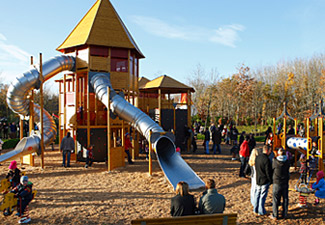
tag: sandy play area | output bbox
[0,141,324,224]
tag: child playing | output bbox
[10,176,33,218]
[85,145,94,168]
[311,171,325,205]
[299,154,308,184]
[6,160,21,188]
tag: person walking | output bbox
[269,148,290,220]
[239,136,250,178]
[60,132,75,167]
[253,145,272,216]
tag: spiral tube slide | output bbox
[91,73,205,190]
[0,55,75,162]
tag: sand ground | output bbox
[0,141,324,224]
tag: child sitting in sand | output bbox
[85,145,94,168]
[6,160,21,188]
[311,171,325,205]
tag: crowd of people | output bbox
[0,121,30,140]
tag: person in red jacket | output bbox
[124,133,134,164]
[239,135,250,177]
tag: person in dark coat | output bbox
[264,127,272,144]
[170,181,196,217]
[10,176,33,217]
[253,145,272,216]
[270,148,290,220]
[248,134,256,154]
[239,131,246,147]
[204,128,210,154]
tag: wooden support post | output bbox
[294,118,297,135]
[122,120,125,167]
[158,89,162,126]
[187,91,191,152]
[39,53,45,169]
[107,86,111,172]
[149,130,152,176]
[87,74,90,147]
[318,117,324,171]
[63,74,67,138]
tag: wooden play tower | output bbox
[55,0,144,170]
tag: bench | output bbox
[131,213,237,225]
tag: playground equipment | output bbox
[272,102,324,172]
[0,0,204,190]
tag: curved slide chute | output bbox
[1,55,204,190]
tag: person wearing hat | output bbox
[6,160,21,188]
[312,170,325,205]
[269,148,290,220]
[124,133,134,164]
[10,176,33,217]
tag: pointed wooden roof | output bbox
[138,77,150,89]
[140,75,195,93]
[57,0,144,58]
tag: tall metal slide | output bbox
[2,55,204,190]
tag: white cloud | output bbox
[210,24,245,48]
[0,33,31,84]
[130,16,245,48]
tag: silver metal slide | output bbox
[2,55,204,190]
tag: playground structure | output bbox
[271,102,325,172]
[0,0,204,190]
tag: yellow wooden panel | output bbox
[110,146,125,169]
[110,72,129,90]
[89,56,109,71]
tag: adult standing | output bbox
[210,123,219,154]
[3,122,8,139]
[60,132,75,167]
[199,179,226,214]
[215,128,222,154]
[204,128,210,154]
[124,133,134,164]
[270,148,290,220]
[239,136,250,178]
[248,134,256,154]
[253,145,272,216]
[170,181,196,216]
[9,122,17,139]
[264,127,272,145]
[248,148,259,206]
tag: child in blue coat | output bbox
[312,171,325,205]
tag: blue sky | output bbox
[0,0,325,92]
